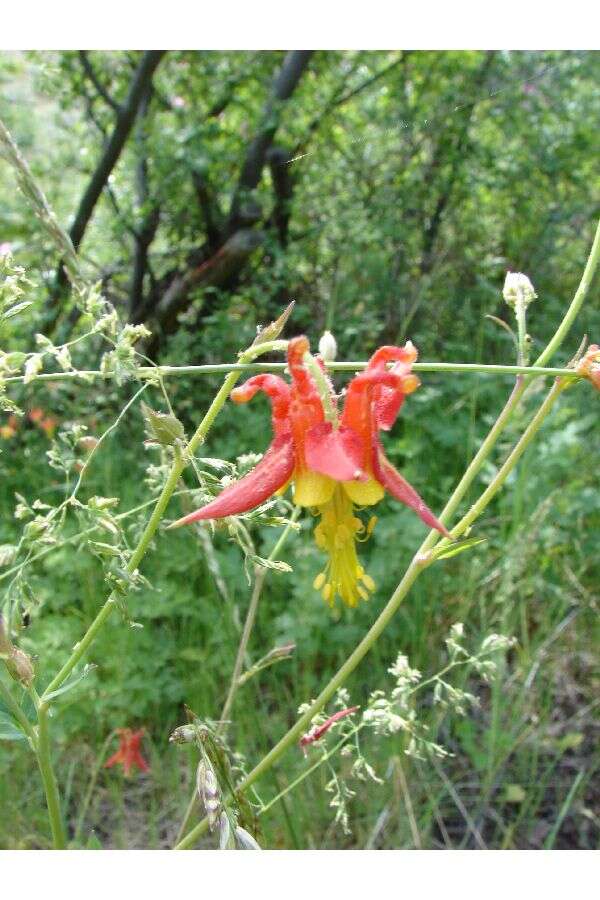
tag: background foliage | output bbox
[0,49,599,849]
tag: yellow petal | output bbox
[343,477,384,506]
[293,471,336,506]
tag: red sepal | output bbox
[170,434,295,525]
[372,444,450,537]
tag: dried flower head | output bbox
[577,344,600,390]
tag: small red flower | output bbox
[104,728,149,776]
[172,336,449,607]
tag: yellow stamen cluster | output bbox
[312,486,376,608]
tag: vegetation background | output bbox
[0,49,599,849]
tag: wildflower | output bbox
[0,414,18,439]
[171,336,448,607]
[104,728,149,776]
[577,344,600,390]
[300,705,360,751]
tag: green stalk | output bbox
[35,699,67,849]
[4,361,583,385]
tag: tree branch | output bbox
[67,51,166,254]
[227,50,314,233]
[78,51,121,113]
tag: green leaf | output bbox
[44,663,97,701]
[3,300,33,320]
[0,710,27,741]
[141,402,185,446]
[433,538,487,561]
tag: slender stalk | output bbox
[35,700,67,848]
[174,216,600,849]
[446,379,567,541]
[515,299,529,367]
[4,361,582,385]
[534,216,600,368]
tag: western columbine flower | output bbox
[172,336,449,608]
[104,728,149,776]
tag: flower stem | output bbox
[4,361,582,385]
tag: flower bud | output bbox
[78,436,99,452]
[8,648,34,685]
[503,271,537,308]
[168,723,196,744]
[318,330,337,362]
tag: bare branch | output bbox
[78,51,121,113]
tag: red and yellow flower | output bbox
[172,336,449,608]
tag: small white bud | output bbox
[318,330,337,362]
[503,272,537,308]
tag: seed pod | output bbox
[503,272,537,308]
[196,759,220,830]
[6,647,35,686]
[219,811,233,850]
[168,724,196,744]
[0,616,34,686]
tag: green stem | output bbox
[446,379,567,541]
[35,699,67,849]
[534,216,600,368]
[515,299,529,367]
[4,361,582,385]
